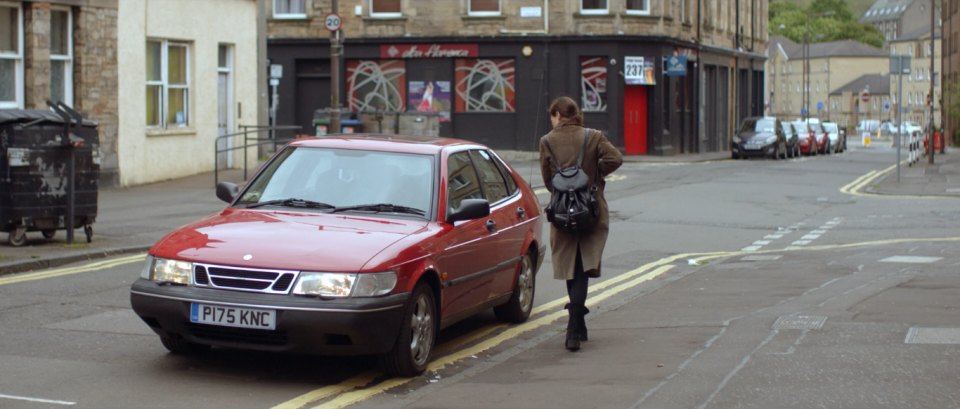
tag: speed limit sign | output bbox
[324,13,342,32]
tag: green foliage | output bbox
[769,0,884,48]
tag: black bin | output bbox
[0,104,100,246]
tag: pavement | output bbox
[0,143,955,275]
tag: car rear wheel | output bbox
[382,282,436,376]
[494,252,536,323]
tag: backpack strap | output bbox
[544,128,591,172]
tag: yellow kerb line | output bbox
[0,253,147,286]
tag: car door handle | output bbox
[486,219,497,233]
[516,207,526,219]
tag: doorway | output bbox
[624,86,648,154]
[217,44,233,169]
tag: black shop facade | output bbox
[267,36,765,155]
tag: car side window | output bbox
[469,150,511,203]
[487,150,519,195]
[447,151,483,211]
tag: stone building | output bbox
[1,0,262,187]
[861,0,940,43]
[943,0,959,143]
[266,0,769,155]
[888,26,941,128]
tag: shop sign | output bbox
[381,44,479,59]
[664,55,687,76]
[624,56,656,85]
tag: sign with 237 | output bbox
[624,56,655,85]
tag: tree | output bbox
[769,0,883,48]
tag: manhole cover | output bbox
[905,327,960,344]
[772,315,827,330]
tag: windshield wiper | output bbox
[331,203,426,216]
[245,198,335,209]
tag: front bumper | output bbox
[731,142,776,157]
[130,279,408,355]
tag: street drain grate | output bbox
[905,328,960,344]
[772,315,827,330]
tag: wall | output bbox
[117,0,259,186]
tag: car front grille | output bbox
[193,264,299,294]
[186,323,288,346]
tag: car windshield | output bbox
[793,122,809,133]
[237,147,435,217]
[823,123,838,133]
[740,119,776,133]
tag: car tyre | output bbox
[42,229,56,239]
[494,252,536,323]
[8,227,26,247]
[160,336,209,354]
[382,282,436,376]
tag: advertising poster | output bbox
[624,56,656,86]
[409,80,452,122]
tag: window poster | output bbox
[408,80,452,122]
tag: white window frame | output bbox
[0,3,24,109]
[370,0,402,18]
[580,0,608,15]
[50,6,73,107]
[625,0,650,16]
[272,0,306,19]
[146,39,191,129]
[467,0,500,17]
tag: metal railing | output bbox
[214,125,302,186]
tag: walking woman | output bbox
[538,96,623,351]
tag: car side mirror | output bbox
[446,199,490,223]
[216,182,239,203]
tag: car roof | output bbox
[288,134,484,155]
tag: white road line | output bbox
[0,393,76,406]
[791,240,811,246]
[801,234,821,240]
[764,234,784,240]
[752,240,771,246]
[741,246,762,252]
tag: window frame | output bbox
[0,3,24,109]
[624,0,650,16]
[272,0,307,19]
[49,6,73,107]
[580,0,609,15]
[467,0,500,17]
[146,39,191,129]
[370,0,403,18]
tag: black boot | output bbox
[564,304,588,351]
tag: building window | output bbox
[346,59,406,112]
[580,0,608,15]
[454,58,515,112]
[50,7,72,106]
[146,40,191,128]
[580,57,607,112]
[273,0,306,19]
[0,4,23,109]
[370,0,402,18]
[626,0,651,15]
[468,0,500,16]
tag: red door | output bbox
[624,86,648,154]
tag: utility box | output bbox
[0,107,100,246]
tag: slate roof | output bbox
[829,74,892,96]
[860,0,914,23]
[786,40,888,59]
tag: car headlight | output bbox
[732,136,742,144]
[143,255,193,285]
[293,271,397,297]
[765,136,778,144]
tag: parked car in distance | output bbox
[731,116,788,160]
[822,121,845,153]
[779,120,800,158]
[792,120,819,156]
[130,134,545,376]
[806,119,831,154]
[857,119,881,135]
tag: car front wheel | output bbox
[382,282,436,376]
[494,252,536,323]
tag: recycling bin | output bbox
[0,105,100,246]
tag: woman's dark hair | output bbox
[549,96,583,125]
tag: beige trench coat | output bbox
[539,123,623,280]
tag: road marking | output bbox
[840,163,952,199]
[880,256,942,264]
[0,393,75,406]
[905,327,960,344]
[0,254,146,286]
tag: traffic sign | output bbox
[324,13,342,32]
[861,91,871,104]
[816,101,824,111]
[883,101,891,112]
[801,107,808,117]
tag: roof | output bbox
[829,74,892,96]
[787,40,887,59]
[767,36,802,60]
[289,134,478,155]
[895,25,941,41]
[860,0,914,23]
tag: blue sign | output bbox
[883,101,891,112]
[816,101,824,111]
[801,107,808,117]
[664,55,688,76]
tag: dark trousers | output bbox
[566,248,588,306]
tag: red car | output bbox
[130,135,544,376]
[792,121,819,156]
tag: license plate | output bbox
[190,303,276,330]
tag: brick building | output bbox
[266,0,769,155]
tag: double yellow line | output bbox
[274,250,729,409]
[0,253,146,286]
